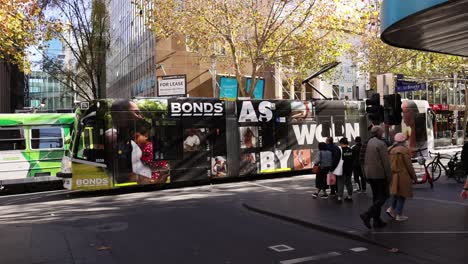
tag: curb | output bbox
[242,202,400,252]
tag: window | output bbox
[76,119,106,164]
[30,127,63,149]
[0,129,26,151]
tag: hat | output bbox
[394,132,407,143]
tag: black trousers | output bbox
[364,178,389,221]
[316,167,330,191]
[353,165,366,191]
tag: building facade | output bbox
[0,61,25,113]
[106,0,156,98]
[27,71,74,112]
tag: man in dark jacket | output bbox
[360,126,392,229]
[326,137,340,196]
[352,137,366,192]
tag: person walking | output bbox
[352,137,366,193]
[335,137,353,202]
[386,133,416,221]
[326,137,340,196]
[360,126,392,229]
[312,142,333,199]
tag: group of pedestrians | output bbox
[312,136,365,202]
[312,126,418,229]
[359,126,416,229]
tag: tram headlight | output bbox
[61,156,72,173]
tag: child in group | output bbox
[134,122,169,183]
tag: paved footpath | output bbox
[244,179,468,264]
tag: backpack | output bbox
[330,144,341,170]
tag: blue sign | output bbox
[396,80,426,92]
[246,78,265,99]
[219,77,238,100]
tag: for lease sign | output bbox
[157,75,187,96]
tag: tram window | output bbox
[76,121,106,163]
[31,127,63,149]
[0,129,26,151]
[154,120,182,160]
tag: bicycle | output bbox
[426,151,458,182]
[411,148,433,188]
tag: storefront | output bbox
[430,104,465,147]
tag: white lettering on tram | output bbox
[260,150,292,171]
[76,178,109,187]
[238,101,273,122]
[292,123,360,145]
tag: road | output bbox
[2,173,465,264]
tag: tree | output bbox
[0,0,55,72]
[38,0,109,101]
[141,0,355,98]
[352,1,466,85]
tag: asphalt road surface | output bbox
[2,174,462,264]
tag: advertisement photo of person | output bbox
[107,99,144,184]
[290,101,313,122]
[211,156,227,178]
[240,127,258,149]
[183,128,201,151]
[293,149,312,170]
[132,121,169,184]
[402,100,428,155]
[239,153,257,175]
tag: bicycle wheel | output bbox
[427,162,441,181]
[453,163,467,183]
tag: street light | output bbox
[210,54,217,98]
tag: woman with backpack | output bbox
[312,142,333,199]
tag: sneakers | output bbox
[396,215,409,221]
[337,196,343,202]
[386,207,396,219]
[360,213,371,229]
[320,194,329,199]
[344,196,353,201]
[312,192,319,198]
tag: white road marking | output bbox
[349,247,368,252]
[373,231,468,234]
[280,252,341,264]
[413,197,468,207]
[246,182,286,192]
[269,244,294,252]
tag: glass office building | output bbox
[27,71,74,112]
[107,0,156,98]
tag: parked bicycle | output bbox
[411,148,433,188]
[427,151,467,183]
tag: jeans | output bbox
[391,195,406,215]
[353,165,366,191]
[364,178,389,221]
[337,172,353,197]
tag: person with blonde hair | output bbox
[386,132,416,221]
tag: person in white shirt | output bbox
[184,129,200,151]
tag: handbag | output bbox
[312,164,320,174]
[327,172,336,185]
[312,151,321,174]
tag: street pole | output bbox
[210,54,217,98]
[383,75,390,143]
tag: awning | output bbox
[381,0,468,57]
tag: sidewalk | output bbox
[244,181,468,264]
